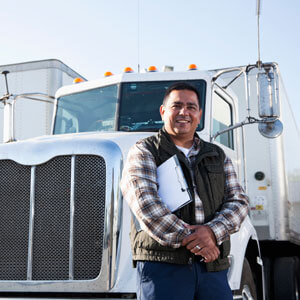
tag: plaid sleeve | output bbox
[206,156,249,245]
[120,142,190,248]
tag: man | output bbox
[121,82,249,300]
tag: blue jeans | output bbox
[136,261,233,300]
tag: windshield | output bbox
[54,84,118,134]
[53,80,206,134]
[119,80,206,132]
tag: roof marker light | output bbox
[124,67,134,73]
[73,77,85,84]
[188,64,198,71]
[148,66,158,72]
[104,71,113,77]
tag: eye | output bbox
[172,104,181,109]
[188,105,197,111]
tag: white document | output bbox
[157,155,192,212]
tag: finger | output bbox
[199,248,220,262]
[182,233,198,246]
[202,253,213,263]
[185,225,199,230]
[203,251,218,263]
[182,232,212,246]
[185,240,203,251]
[190,244,203,254]
[191,246,203,256]
[206,251,218,262]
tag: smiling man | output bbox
[121,82,249,300]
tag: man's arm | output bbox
[182,156,249,262]
[121,142,190,248]
[205,156,249,244]
[183,156,249,248]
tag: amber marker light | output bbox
[124,67,134,73]
[73,77,85,84]
[188,64,198,71]
[104,71,113,77]
[148,66,158,72]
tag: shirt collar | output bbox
[183,136,200,158]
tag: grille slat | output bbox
[74,156,105,280]
[0,160,31,280]
[0,155,106,281]
[33,156,71,280]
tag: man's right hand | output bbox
[181,225,220,263]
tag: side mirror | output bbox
[258,119,283,139]
[257,70,280,118]
[257,67,283,138]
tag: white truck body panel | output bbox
[0,59,84,142]
[217,68,300,244]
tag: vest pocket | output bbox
[205,164,225,209]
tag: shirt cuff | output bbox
[206,220,229,245]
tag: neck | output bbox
[170,135,194,148]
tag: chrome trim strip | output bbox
[108,168,114,289]
[69,155,76,280]
[51,97,58,135]
[112,159,123,290]
[106,157,123,290]
[27,166,36,280]
[102,143,123,291]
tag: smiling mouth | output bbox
[176,119,190,124]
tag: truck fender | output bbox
[227,215,261,291]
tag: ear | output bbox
[160,105,165,120]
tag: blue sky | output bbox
[0,0,299,128]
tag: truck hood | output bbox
[0,131,154,166]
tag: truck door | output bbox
[211,87,240,179]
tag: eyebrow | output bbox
[171,101,199,107]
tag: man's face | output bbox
[160,89,202,141]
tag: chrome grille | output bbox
[0,155,106,281]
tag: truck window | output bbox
[118,80,206,132]
[212,92,234,149]
[54,84,118,134]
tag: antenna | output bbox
[137,0,141,73]
[256,0,262,68]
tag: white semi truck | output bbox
[0,62,299,300]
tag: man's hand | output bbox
[182,225,220,263]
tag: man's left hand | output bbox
[181,225,220,263]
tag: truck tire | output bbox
[262,257,272,300]
[234,258,257,300]
[273,257,300,300]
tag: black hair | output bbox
[163,82,201,108]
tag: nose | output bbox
[179,106,188,115]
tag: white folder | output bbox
[157,155,192,212]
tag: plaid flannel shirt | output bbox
[121,137,249,248]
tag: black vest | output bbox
[130,129,230,272]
